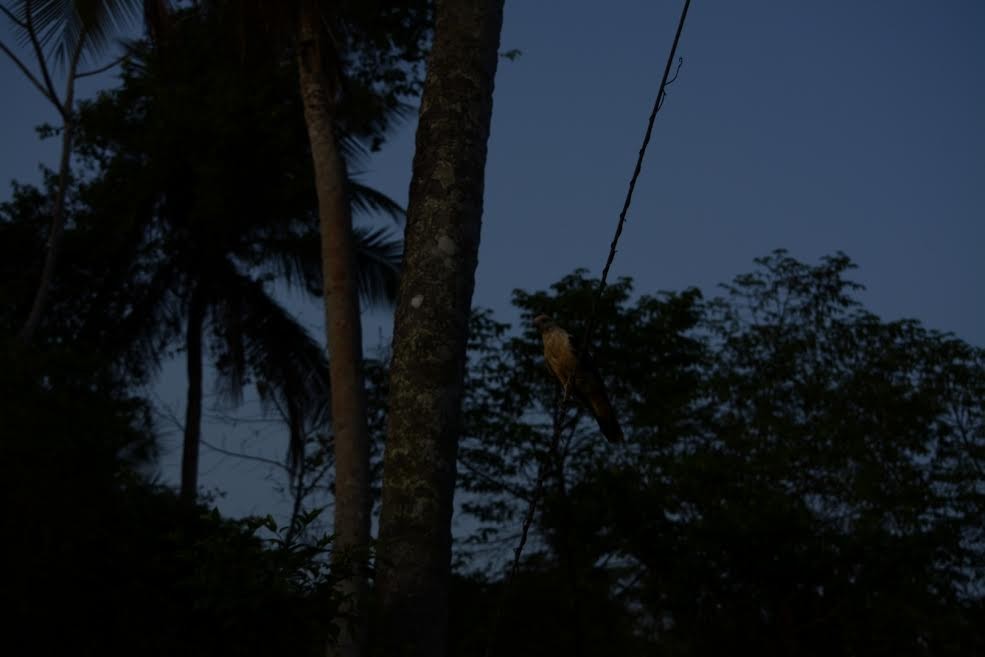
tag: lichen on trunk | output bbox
[373,2,505,656]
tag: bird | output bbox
[532,314,623,443]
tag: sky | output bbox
[2,0,984,524]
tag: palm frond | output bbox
[336,134,405,225]
[349,179,404,225]
[255,229,324,297]
[211,258,331,472]
[353,223,402,309]
[255,220,402,309]
[11,0,146,70]
[208,271,249,407]
[99,256,182,380]
[337,132,370,165]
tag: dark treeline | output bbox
[1,2,983,656]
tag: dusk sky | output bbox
[2,0,983,522]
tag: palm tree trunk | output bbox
[180,287,206,502]
[296,6,372,657]
[374,2,504,656]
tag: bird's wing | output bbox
[573,349,623,443]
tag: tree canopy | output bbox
[451,251,984,656]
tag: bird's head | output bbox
[533,314,556,333]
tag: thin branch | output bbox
[552,415,587,657]
[665,56,684,87]
[200,438,290,471]
[77,52,129,78]
[484,388,571,657]
[150,394,185,433]
[458,458,533,502]
[0,5,26,30]
[18,20,87,341]
[0,38,56,104]
[204,411,286,425]
[581,0,692,356]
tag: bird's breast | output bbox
[543,329,577,380]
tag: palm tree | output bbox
[209,4,429,655]
[7,4,422,654]
[176,222,401,503]
[294,10,428,655]
[294,14,375,656]
[66,6,404,504]
[0,0,170,343]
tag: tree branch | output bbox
[200,438,290,472]
[0,38,57,105]
[77,52,129,78]
[458,458,533,502]
[582,0,691,354]
[0,5,27,30]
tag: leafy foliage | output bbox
[451,251,984,656]
[3,0,161,68]
[0,336,344,656]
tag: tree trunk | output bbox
[180,287,206,502]
[18,30,87,344]
[296,6,372,657]
[373,2,504,656]
[18,108,75,343]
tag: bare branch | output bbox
[201,438,290,472]
[203,411,284,425]
[665,56,684,86]
[150,394,185,433]
[77,52,129,78]
[582,0,692,353]
[458,458,533,502]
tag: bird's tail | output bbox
[593,404,624,443]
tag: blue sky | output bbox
[2,0,983,522]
